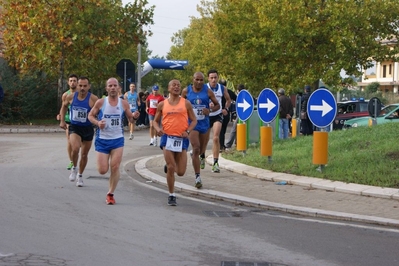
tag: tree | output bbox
[366,82,380,94]
[168,0,399,96]
[0,0,155,84]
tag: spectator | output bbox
[277,88,293,139]
[225,84,246,149]
[300,85,314,136]
[219,79,237,152]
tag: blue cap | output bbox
[152,85,159,90]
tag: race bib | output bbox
[71,107,88,123]
[104,114,121,129]
[165,136,183,152]
[193,105,205,120]
[130,102,137,110]
[150,99,158,108]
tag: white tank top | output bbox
[208,83,223,116]
[97,97,124,140]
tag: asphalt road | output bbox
[0,131,398,266]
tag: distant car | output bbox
[343,103,399,128]
[333,98,374,130]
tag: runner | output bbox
[153,79,197,205]
[181,72,219,188]
[124,83,140,140]
[88,77,140,205]
[57,74,78,170]
[59,76,98,187]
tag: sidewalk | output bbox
[136,153,399,227]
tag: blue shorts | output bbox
[95,137,124,154]
[193,118,209,134]
[160,134,190,151]
[148,114,155,121]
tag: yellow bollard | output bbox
[236,123,247,151]
[313,131,328,165]
[291,118,297,138]
[260,126,272,156]
[368,118,372,127]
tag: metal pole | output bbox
[123,62,127,93]
[137,43,142,92]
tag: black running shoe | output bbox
[168,195,177,206]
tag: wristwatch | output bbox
[186,130,190,134]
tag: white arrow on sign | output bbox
[237,98,251,112]
[169,63,182,69]
[258,98,276,113]
[310,100,333,117]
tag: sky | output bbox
[122,0,201,57]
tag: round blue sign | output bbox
[257,88,279,123]
[236,90,254,121]
[306,88,337,128]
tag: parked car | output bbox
[333,98,378,130]
[343,103,399,128]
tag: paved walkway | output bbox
[137,153,399,227]
[3,124,399,227]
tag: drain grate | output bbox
[221,262,288,266]
[0,253,68,266]
[203,211,245,217]
[86,175,109,180]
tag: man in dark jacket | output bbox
[278,88,293,139]
[300,85,314,136]
[219,79,237,151]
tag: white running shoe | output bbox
[76,176,83,187]
[154,138,158,147]
[129,133,134,140]
[69,167,77,182]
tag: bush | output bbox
[0,60,58,124]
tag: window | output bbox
[383,65,387,78]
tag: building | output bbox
[357,39,399,93]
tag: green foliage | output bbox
[223,123,399,188]
[366,82,380,94]
[0,0,155,85]
[168,0,399,95]
[0,61,58,123]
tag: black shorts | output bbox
[209,114,223,128]
[68,124,94,141]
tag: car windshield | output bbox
[378,105,397,117]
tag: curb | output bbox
[0,127,64,134]
[134,155,399,227]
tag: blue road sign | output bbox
[257,88,279,123]
[236,89,254,121]
[307,88,337,128]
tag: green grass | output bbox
[223,123,399,188]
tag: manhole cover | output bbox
[221,262,288,266]
[203,211,245,217]
[86,175,109,180]
[0,253,68,266]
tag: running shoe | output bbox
[129,133,134,140]
[212,162,220,173]
[67,161,73,170]
[106,193,115,205]
[200,157,206,169]
[76,176,84,187]
[195,176,203,189]
[149,139,154,146]
[69,167,77,182]
[154,138,158,147]
[168,195,177,206]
